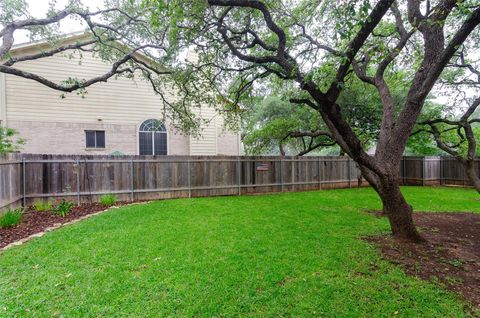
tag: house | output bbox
[0,34,241,156]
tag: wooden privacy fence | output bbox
[0,154,478,211]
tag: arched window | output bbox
[139,119,167,155]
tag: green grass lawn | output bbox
[0,186,478,317]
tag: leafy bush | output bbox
[33,199,52,212]
[100,194,117,206]
[52,199,75,217]
[0,209,23,228]
[0,126,26,154]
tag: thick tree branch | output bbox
[388,4,480,160]
[416,94,479,192]
[279,130,336,157]
[208,0,287,55]
[326,0,396,101]
[0,45,171,92]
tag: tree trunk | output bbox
[464,160,480,194]
[355,163,363,187]
[377,176,424,242]
[356,163,423,242]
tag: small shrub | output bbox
[52,199,75,217]
[0,209,23,228]
[33,199,52,212]
[100,194,117,206]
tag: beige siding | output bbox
[168,131,190,155]
[4,46,239,155]
[0,74,6,125]
[217,129,240,155]
[215,115,240,155]
[5,51,176,124]
[189,106,218,155]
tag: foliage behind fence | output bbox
[0,154,478,211]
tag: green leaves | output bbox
[242,96,326,155]
[100,194,117,207]
[333,0,372,41]
[0,208,23,228]
[0,126,25,154]
[308,63,337,92]
[52,199,75,217]
[0,0,28,23]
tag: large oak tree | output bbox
[145,0,480,242]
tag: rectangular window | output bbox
[139,131,153,155]
[154,132,167,155]
[85,130,105,149]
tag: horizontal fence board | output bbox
[0,154,478,211]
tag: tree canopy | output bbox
[242,96,334,156]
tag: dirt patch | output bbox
[367,212,480,311]
[0,201,138,249]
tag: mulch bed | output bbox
[0,201,135,249]
[367,212,480,311]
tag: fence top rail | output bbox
[4,158,355,164]
[0,161,23,165]
[403,158,441,161]
[0,155,478,166]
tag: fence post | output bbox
[347,157,351,188]
[76,159,80,206]
[280,157,283,192]
[130,159,134,201]
[292,158,295,191]
[187,159,192,198]
[422,157,425,186]
[440,157,443,185]
[237,157,241,196]
[22,157,26,207]
[318,157,322,190]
